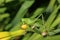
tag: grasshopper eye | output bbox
[21,24,28,30]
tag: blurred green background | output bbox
[0,0,60,40]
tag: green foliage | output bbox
[0,0,60,40]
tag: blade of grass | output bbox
[32,34,42,40]
[0,0,4,5]
[57,0,60,4]
[46,0,56,12]
[0,13,10,21]
[0,7,7,13]
[30,7,45,18]
[45,5,60,30]
[28,33,42,40]
[22,33,31,40]
[41,35,60,40]
[5,0,13,3]
[50,13,60,30]
[5,0,34,31]
[48,29,60,36]
[28,33,39,40]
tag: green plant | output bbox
[0,0,60,40]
